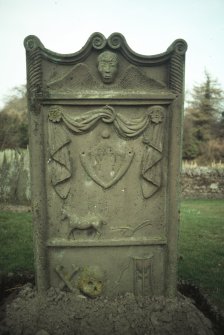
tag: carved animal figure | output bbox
[61,209,107,239]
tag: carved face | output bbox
[148,106,164,124]
[97,51,118,84]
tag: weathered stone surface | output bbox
[23,32,187,298]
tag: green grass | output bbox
[0,200,223,309]
[0,211,34,273]
[178,199,224,309]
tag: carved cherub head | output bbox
[97,51,119,84]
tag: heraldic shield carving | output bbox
[80,142,134,189]
[25,32,187,298]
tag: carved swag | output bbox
[48,105,165,199]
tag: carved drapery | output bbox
[48,105,165,198]
[141,106,165,198]
[48,105,151,138]
[48,120,71,199]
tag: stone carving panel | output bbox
[48,105,165,199]
[25,33,187,297]
[48,56,167,93]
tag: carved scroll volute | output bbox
[169,39,188,94]
[24,35,44,112]
[91,32,107,50]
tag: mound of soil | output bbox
[0,285,214,335]
[0,273,223,335]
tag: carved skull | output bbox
[77,266,105,298]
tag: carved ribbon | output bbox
[141,106,165,198]
[48,121,71,199]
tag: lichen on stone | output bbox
[77,266,105,298]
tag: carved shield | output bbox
[80,142,134,189]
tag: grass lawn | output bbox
[0,199,223,309]
[0,211,34,273]
[178,199,224,309]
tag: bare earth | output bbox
[0,283,215,335]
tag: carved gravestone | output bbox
[24,33,187,298]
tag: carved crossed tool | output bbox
[55,264,79,293]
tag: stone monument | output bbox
[23,32,187,299]
[3,33,214,335]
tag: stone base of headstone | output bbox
[5,284,214,335]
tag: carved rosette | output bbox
[169,39,188,94]
[24,35,44,111]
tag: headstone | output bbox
[24,33,187,298]
[4,32,215,335]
